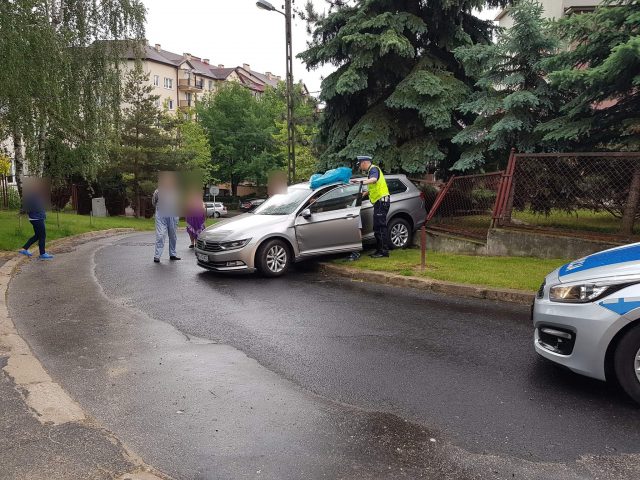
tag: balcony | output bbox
[178,78,203,92]
[178,100,195,110]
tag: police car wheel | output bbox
[613,325,640,404]
[257,239,290,277]
[388,218,411,249]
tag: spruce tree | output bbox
[299,0,507,174]
[452,0,560,171]
[536,0,640,151]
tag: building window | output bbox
[153,75,159,86]
[154,99,160,108]
[208,80,213,90]
[164,77,173,89]
[168,99,174,110]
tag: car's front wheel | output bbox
[256,239,290,277]
[614,325,640,404]
[388,217,412,249]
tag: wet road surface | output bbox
[8,233,640,479]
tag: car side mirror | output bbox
[301,208,312,219]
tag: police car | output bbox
[533,243,640,404]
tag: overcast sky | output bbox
[142,1,501,95]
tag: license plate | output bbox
[197,253,209,262]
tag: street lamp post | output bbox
[256,0,296,184]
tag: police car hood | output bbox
[557,243,640,284]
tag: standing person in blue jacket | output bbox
[18,178,53,259]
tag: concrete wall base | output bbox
[413,228,621,259]
[486,229,620,259]
[413,230,487,255]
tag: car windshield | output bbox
[253,188,310,215]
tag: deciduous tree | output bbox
[197,83,280,195]
[0,0,146,195]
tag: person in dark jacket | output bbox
[19,179,53,259]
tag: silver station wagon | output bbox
[195,175,425,276]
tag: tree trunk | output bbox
[231,175,238,197]
[621,166,640,237]
[12,130,24,197]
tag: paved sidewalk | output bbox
[0,365,146,480]
[0,238,168,480]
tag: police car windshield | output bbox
[253,188,310,215]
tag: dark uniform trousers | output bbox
[373,196,391,253]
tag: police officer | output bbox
[351,155,391,258]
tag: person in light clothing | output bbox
[152,172,181,263]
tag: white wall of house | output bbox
[497,0,600,28]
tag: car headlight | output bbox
[549,282,632,303]
[219,238,251,250]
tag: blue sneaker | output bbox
[18,249,32,257]
[39,253,54,260]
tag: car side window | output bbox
[310,185,361,213]
[387,178,408,195]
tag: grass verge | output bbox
[0,210,216,252]
[334,248,569,292]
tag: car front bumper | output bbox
[195,244,258,273]
[533,297,626,381]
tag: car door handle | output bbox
[345,214,357,218]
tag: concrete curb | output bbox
[320,263,535,305]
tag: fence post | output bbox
[420,176,455,271]
[491,170,507,228]
[420,225,426,271]
[621,165,640,237]
[494,148,517,226]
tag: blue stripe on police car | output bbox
[559,243,640,277]
[599,297,640,315]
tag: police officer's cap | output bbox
[355,155,373,167]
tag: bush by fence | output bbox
[426,172,503,239]
[496,152,640,238]
[426,151,640,241]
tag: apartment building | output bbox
[123,42,288,112]
[4,41,305,187]
[496,0,601,28]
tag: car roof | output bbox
[292,173,408,190]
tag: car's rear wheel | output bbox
[256,239,290,277]
[614,325,640,404]
[214,212,221,218]
[388,217,412,249]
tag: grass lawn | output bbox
[0,210,217,252]
[433,210,631,233]
[336,248,569,292]
[512,209,632,235]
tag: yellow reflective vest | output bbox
[367,164,390,204]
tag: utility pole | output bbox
[284,0,295,184]
[256,0,296,183]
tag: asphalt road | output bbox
[8,232,640,479]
